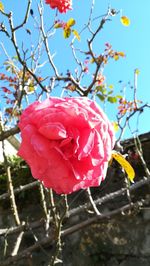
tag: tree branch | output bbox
[0,126,20,141]
[13,0,32,31]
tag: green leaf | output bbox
[0,1,4,12]
[6,66,11,71]
[95,86,103,92]
[108,96,117,103]
[97,94,105,102]
[116,95,123,99]
[66,18,76,27]
[107,90,113,95]
[12,55,19,61]
[72,29,80,41]
[95,86,107,94]
[63,27,71,38]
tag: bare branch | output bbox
[0,126,20,141]
[0,219,45,237]
[86,188,101,215]
[11,232,24,256]
[1,176,150,238]
[5,165,20,225]
[39,184,48,217]
[134,136,150,178]
[0,181,39,201]
[13,0,32,31]
[68,176,150,217]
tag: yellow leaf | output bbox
[72,29,80,41]
[28,85,35,93]
[0,1,4,12]
[108,84,114,89]
[135,68,140,75]
[90,58,95,63]
[66,18,75,27]
[112,122,119,132]
[108,156,113,166]
[112,151,135,182]
[63,27,71,38]
[117,51,125,57]
[121,16,131,27]
[114,54,119,61]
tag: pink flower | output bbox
[18,97,115,194]
[45,0,72,13]
[96,73,105,86]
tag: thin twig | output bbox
[68,176,150,217]
[117,104,150,142]
[2,140,20,226]
[5,165,20,225]
[39,184,48,217]
[0,181,39,201]
[134,136,150,178]
[0,219,45,237]
[13,0,31,31]
[11,232,24,256]
[48,189,59,228]
[86,188,101,215]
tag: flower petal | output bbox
[39,122,67,140]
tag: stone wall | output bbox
[0,132,150,266]
[64,208,150,266]
[0,199,150,266]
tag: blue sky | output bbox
[0,0,150,139]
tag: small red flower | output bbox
[45,0,72,13]
[96,73,105,86]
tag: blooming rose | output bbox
[45,0,72,13]
[18,97,115,194]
